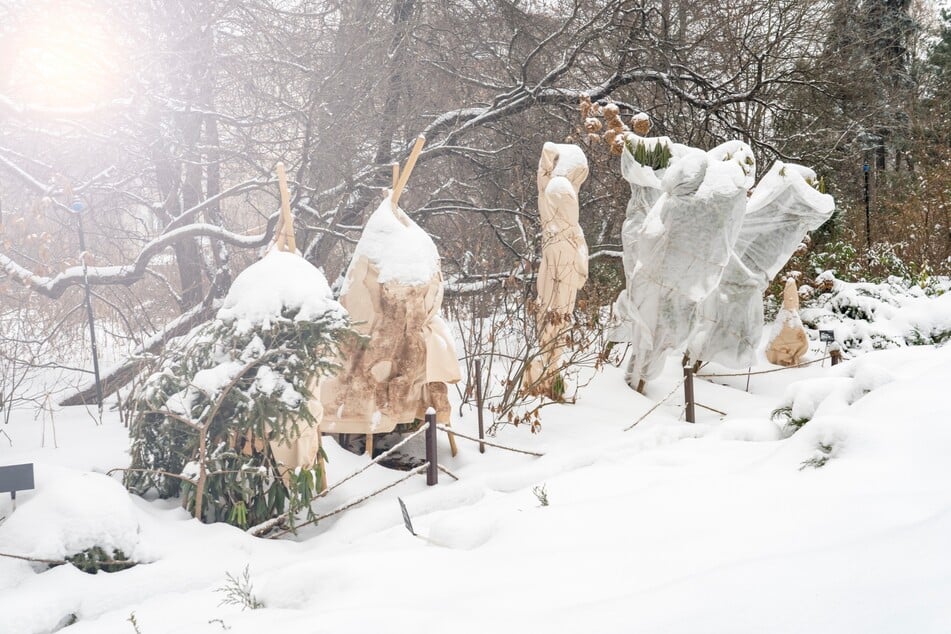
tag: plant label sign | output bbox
[0,463,35,506]
[819,330,835,343]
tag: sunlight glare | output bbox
[5,3,124,109]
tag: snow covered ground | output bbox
[2,335,951,632]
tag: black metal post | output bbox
[683,366,696,423]
[864,162,871,264]
[425,410,438,485]
[474,358,485,454]
[76,212,104,415]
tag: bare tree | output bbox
[0,0,852,404]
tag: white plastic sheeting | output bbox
[688,161,834,367]
[611,140,754,388]
[611,135,683,335]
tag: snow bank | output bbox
[0,471,142,562]
[4,315,951,633]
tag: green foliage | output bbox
[929,10,951,98]
[216,565,263,611]
[807,237,920,283]
[626,138,672,170]
[905,326,951,347]
[532,484,549,507]
[65,547,133,574]
[800,442,836,470]
[550,373,566,400]
[771,405,811,435]
[125,305,352,529]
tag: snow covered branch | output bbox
[1,220,278,300]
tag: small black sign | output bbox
[398,497,415,536]
[819,330,836,343]
[0,463,35,495]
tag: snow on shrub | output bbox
[0,472,141,570]
[124,251,354,529]
[800,272,951,353]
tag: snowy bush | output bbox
[124,252,354,529]
[800,271,951,354]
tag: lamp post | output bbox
[69,198,104,418]
[863,161,871,265]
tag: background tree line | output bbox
[1,0,949,407]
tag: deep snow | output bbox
[2,329,951,632]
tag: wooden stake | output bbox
[365,433,374,458]
[275,162,296,252]
[443,421,458,457]
[392,162,400,194]
[317,430,328,493]
[391,135,425,209]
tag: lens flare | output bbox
[3,2,124,108]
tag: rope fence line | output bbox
[625,353,840,430]
[438,464,460,481]
[256,351,844,537]
[269,464,430,539]
[623,377,687,431]
[257,414,547,539]
[248,423,431,536]
[319,424,430,496]
[696,355,833,379]
[435,424,545,457]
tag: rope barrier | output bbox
[623,377,687,432]
[319,424,430,496]
[435,424,544,457]
[248,424,430,536]
[437,464,460,481]
[695,355,832,379]
[269,464,429,538]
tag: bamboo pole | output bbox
[275,162,295,252]
[391,135,425,209]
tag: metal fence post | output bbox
[683,366,696,423]
[474,358,485,453]
[425,409,438,485]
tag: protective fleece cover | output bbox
[613,141,753,388]
[766,277,810,366]
[524,142,589,395]
[269,376,322,476]
[688,161,834,367]
[320,199,461,434]
[611,133,694,343]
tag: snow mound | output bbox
[710,418,783,442]
[217,250,345,327]
[427,504,499,550]
[349,199,440,286]
[0,472,142,561]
